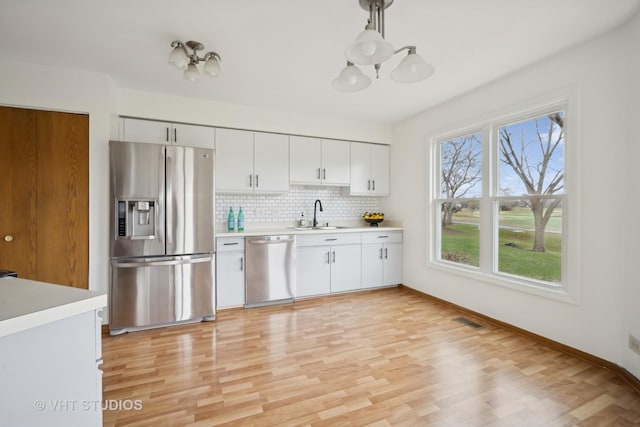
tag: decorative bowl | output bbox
[364,218,384,227]
[363,212,384,227]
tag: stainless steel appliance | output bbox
[0,269,17,278]
[109,141,215,334]
[245,235,295,307]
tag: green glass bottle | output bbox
[237,207,245,231]
[227,207,235,231]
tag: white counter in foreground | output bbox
[0,277,107,338]
[0,278,107,427]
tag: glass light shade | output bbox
[345,29,394,65]
[183,62,200,82]
[332,63,371,92]
[390,52,435,83]
[168,47,189,69]
[203,57,221,77]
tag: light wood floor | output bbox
[102,287,640,426]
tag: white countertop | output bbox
[216,224,403,238]
[0,277,107,338]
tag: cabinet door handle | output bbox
[372,180,376,191]
[326,252,331,264]
[174,128,177,143]
[367,180,371,190]
[332,251,336,263]
[249,175,253,187]
[379,248,383,259]
[384,248,388,259]
[166,127,170,142]
[377,235,389,239]
[317,168,321,180]
[240,257,244,271]
[223,242,239,246]
[323,168,326,180]
[256,174,259,187]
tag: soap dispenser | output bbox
[298,212,307,227]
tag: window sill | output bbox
[428,260,579,305]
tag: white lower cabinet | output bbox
[330,245,362,293]
[216,238,245,308]
[296,246,331,297]
[296,233,362,297]
[362,231,403,289]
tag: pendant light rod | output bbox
[394,45,416,55]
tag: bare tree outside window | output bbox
[440,133,482,226]
[498,112,564,252]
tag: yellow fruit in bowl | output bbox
[363,212,384,220]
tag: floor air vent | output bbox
[454,317,484,329]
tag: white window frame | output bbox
[429,90,580,304]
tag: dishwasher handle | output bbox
[248,238,295,245]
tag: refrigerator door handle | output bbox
[113,255,212,268]
[165,148,174,248]
[122,235,156,241]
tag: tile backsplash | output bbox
[216,185,379,224]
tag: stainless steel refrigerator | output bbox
[109,141,215,334]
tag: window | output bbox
[437,132,482,267]
[433,103,568,292]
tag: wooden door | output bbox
[0,106,88,288]
[0,107,38,279]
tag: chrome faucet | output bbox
[313,199,323,228]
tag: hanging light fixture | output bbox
[168,40,221,82]
[334,0,434,92]
[332,61,372,91]
[391,46,435,83]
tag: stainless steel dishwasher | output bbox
[245,235,296,307]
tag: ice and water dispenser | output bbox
[117,200,157,239]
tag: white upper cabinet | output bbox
[215,128,254,192]
[350,142,390,196]
[253,132,290,193]
[321,139,350,185]
[290,136,322,184]
[119,118,215,149]
[290,136,350,186]
[216,128,289,193]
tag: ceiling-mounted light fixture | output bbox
[168,40,221,82]
[334,0,434,92]
[332,61,372,92]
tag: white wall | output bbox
[383,18,639,376]
[116,89,392,144]
[0,59,115,297]
[622,13,640,379]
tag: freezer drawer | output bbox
[109,254,215,333]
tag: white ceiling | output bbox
[1,0,639,124]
